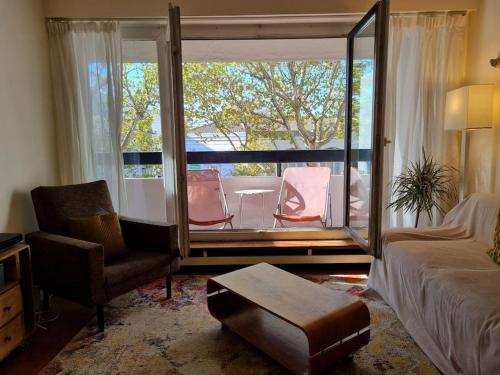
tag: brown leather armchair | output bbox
[25,180,180,332]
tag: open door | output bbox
[344,0,389,257]
[167,5,190,256]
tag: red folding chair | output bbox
[273,167,332,228]
[187,169,234,229]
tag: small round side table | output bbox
[234,189,275,229]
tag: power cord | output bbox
[35,292,59,330]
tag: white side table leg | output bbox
[239,194,244,229]
[261,193,265,229]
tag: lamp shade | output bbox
[444,84,495,130]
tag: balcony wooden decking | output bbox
[184,237,371,266]
[191,239,356,250]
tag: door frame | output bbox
[169,5,191,256]
[344,0,389,257]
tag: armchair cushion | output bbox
[68,212,129,263]
[25,231,106,305]
[104,252,174,300]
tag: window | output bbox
[182,38,354,178]
[121,40,162,178]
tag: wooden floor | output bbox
[0,298,94,375]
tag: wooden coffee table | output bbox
[207,263,370,375]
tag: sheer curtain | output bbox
[383,13,467,228]
[48,21,127,213]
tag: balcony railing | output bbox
[123,149,371,176]
[123,150,371,229]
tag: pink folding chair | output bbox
[187,169,234,229]
[349,167,369,223]
[273,166,332,228]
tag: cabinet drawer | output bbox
[0,284,23,327]
[0,315,24,361]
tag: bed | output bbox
[368,193,500,375]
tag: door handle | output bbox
[384,137,392,147]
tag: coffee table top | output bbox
[208,263,360,330]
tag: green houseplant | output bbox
[388,149,457,228]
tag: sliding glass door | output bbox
[344,0,389,257]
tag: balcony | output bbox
[123,150,371,231]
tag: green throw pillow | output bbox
[486,209,500,264]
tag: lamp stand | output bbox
[459,129,468,201]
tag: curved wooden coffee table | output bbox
[207,263,370,375]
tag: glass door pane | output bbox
[344,0,388,256]
[121,40,166,222]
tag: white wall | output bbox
[43,0,478,17]
[0,0,59,233]
[465,0,500,194]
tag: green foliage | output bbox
[121,59,368,177]
[351,60,371,136]
[124,165,163,178]
[388,149,457,228]
[182,60,357,176]
[121,63,161,152]
[183,61,348,152]
[232,163,277,177]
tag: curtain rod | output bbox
[46,9,469,23]
[390,10,468,16]
[47,17,168,22]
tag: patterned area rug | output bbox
[40,274,439,375]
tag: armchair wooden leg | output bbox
[166,274,172,300]
[97,304,104,332]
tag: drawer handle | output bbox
[4,336,12,342]
[3,305,12,312]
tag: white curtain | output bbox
[48,21,127,213]
[383,13,468,228]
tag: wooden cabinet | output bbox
[0,245,34,361]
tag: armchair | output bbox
[25,180,180,332]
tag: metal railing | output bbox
[123,149,371,177]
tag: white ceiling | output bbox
[122,38,347,63]
[182,38,346,62]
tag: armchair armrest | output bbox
[25,231,105,305]
[119,216,180,257]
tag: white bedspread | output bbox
[368,193,500,375]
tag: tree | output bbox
[121,63,162,177]
[183,60,365,153]
[120,59,369,177]
[245,61,346,150]
[122,63,161,151]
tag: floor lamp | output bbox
[444,84,495,201]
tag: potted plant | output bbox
[388,149,457,228]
